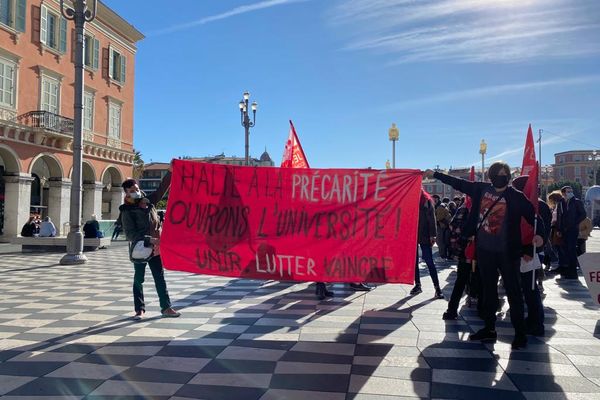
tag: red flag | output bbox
[521,124,536,176]
[465,166,475,210]
[521,162,540,244]
[281,120,310,169]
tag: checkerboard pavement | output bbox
[0,238,599,400]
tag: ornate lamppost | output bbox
[589,150,600,186]
[479,139,487,182]
[388,123,399,169]
[238,92,257,166]
[59,0,97,265]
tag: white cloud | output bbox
[387,75,600,109]
[330,0,600,63]
[148,0,308,36]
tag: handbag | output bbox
[130,238,153,262]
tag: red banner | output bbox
[161,160,422,284]
[521,124,536,176]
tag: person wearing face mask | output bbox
[424,162,544,350]
[556,186,586,279]
[120,171,180,320]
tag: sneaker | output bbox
[434,288,444,299]
[350,283,372,291]
[410,285,422,295]
[469,328,497,343]
[161,308,181,318]
[512,334,528,350]
[442,310,457,320]
[133,311,144,321]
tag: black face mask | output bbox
[490,175,509,189]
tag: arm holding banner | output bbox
[147,171,172,206]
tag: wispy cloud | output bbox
[387,75,600,109]
[148,0,307,36]
[330,0,600,64]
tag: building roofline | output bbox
[554,150,596,156]
[97,1,145,43]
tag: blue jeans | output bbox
[415,243,440,288]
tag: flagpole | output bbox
[532,218,537,291]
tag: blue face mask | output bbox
[129,191,142,199]
[566,192,574,200]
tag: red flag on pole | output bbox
[465,166,475,210]
[521,162,539,244]
[521,124,536,176]
[281,120,310,169]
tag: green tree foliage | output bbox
[133,149,144,179]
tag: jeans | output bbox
[437,227,449,258]
[447,259,471,313]
[133,255,172,312]
[564,228,579,275]
[521,269,544,332]
[477,249,525,336]
[415,243,440,288]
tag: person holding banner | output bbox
[425,162,544,350]
[120,174,181,320]
[410,190,444,299]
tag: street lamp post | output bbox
[238,92,257,166]
[60,0,97,265]
[479,139,487,182]
[388,123,399,169]
[589,150,600,186]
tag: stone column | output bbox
[110,187,123,219]
[2,173,33,238]
[83,182,103,222]
[47,178,72,236]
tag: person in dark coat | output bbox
[425,162,544,350]
[410,189,444,299]
[556,186,586,279]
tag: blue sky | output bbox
[104,0,600,170]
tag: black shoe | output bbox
[410,285,422,295]
[434,288,444,299]
[324,288,334,297]
[512,334,528,349]
[315,283,327,300]
[469,329,497,343]
[350,283,372,291]
[442,310,457,320]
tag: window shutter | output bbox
[120,55,126,83]
[40,5,48,44]
[108,46,114,79]
[0,0,9,26]
[16,0,26,32]
[93,38,99,70]
[59,17,67,53]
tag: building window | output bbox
[40,76,59,114]
[0,0,26,32]
[84,34,99,70]
[40,5,67,53]
[108,46,126,84]
[575,166,581,177]
[0,57,16,108]
[83,91,94,131]
[559,168,564,177]
[108,102,121,139]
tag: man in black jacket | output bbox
[425,162,543,349]
[557,186,586,279]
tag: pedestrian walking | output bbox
[120,173,180,320]
[112,216,122,241]
[411,189,444,299]
[425,162,543,349]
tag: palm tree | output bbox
[132,149,144,179]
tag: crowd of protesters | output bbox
[109,160,592,352]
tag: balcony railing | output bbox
[15,111,74,135]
